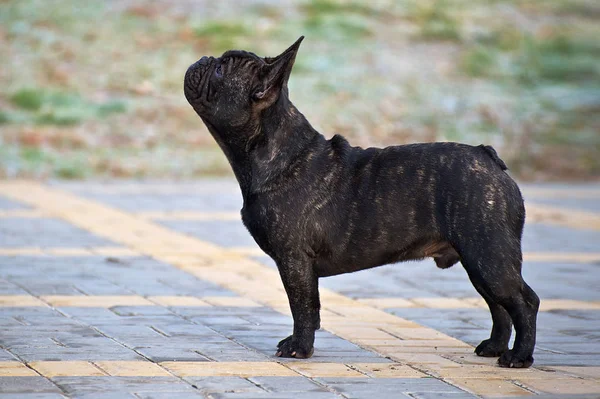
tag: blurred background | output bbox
[0,0,598,181]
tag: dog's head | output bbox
[184,36,304,132]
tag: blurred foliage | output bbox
[0,0,598,180]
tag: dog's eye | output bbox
[215,65,223,77]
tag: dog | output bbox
[184,36,539,368]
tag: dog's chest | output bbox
[241,199,300,256]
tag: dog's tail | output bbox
[479,144,508,171]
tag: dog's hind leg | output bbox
[275,255,320,359]
[459,239,539,368]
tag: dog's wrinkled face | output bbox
[184,37,304,130]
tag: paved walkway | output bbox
[0,180,599,399]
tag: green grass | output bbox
[410,0,461,41]
[1,0,598,180]
[194,21,254,53]
[8,88,127,126]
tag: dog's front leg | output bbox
[275,255,320,359]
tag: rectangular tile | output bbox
[29,361,106,377]
[0,295,47,307]
[286,363,366,378]
[0,362,39,377]
[41,295,154,307]
[161,361,297,377]
[93,361,171,377]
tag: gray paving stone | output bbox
[527,197,600,213]
[71,190,242,212]
[0,195,29,210]
[0,394,67,399]
[408,393,478,399]
[523,223,600,253]
[0,218,117,248]
[159,220,256,248]
[249,376,328,393]
[134,392,205,399]
[208,393,341,399]
[0,348,17,361]
[52,376,197,396]
[182,376,264,393]
[0,278,29,295]
[315,378,466,398]
[0,377,62,393]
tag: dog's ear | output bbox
[254,36,304,106]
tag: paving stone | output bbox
[52,376,197,396]
[0,218,117,248]
[407,393,478,399]
[0,376,63,393]
[0,394,68,399]
[523,223,600,253]
[249,376,330,393]
[2,181,600,398]
[0,195,30,209]
[182,376,265,393]
[159,220,257,248]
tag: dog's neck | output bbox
[206,94,322,199]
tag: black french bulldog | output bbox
[184,36,539,368]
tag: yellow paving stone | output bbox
[323,326,398,341]
[325,306,422,326]
[410,297,480,309]
[446,378,534,396]
[523,252,600,263]
[539,299,600,311]
[0,295,47,307]
[461,297,488,308]
[42,295,154,307]
[136,211,241,221]
[524,252,600,263]
[29,361,107,377]
[434,365,551,379]
[357,298,417,309]
[202,296,262,307]
[382,327,457,341]
[91,247,141,257]
[384,347,474,355]
[0,247,44,256]
[549,366,600,379]
[148,296,211,307]
[351,363,427,378]
[522,188,600,199]
[518,378,600,394]
[366,339,472,348]
[387,354,463,368]
[287,362,366,378]
[230,246,267,256]
[526,203,600,231]
[93,361,171,377]
[0,362,38,376]
[161,361,297,377]
[0,209,49,218]
[43,248,94,256]
[444,354,499,367]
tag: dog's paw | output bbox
[475,338,508,357]
[275,335,314,359]
[497,350,534,368]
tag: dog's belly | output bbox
[313,238,460,278]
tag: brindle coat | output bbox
[184,37,539,368]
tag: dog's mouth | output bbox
[184,56,216,110]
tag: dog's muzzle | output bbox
[184,56,214,104]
